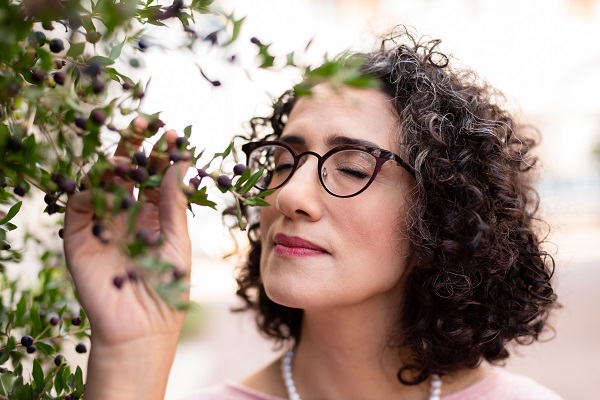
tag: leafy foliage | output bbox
[0,0,378,397]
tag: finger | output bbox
[80,156,136,202]
[113,116,147,157]
[159,161,192,269]
[148,129,179,176]
[141,129,182,205]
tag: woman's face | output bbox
[259,84,415,311]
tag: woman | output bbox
[63,31,561,399]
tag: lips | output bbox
[273,233,328,257]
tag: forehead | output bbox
[282,84,400,150]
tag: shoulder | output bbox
[180,382,287,400]
[443,368,564,400]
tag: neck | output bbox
[292,302,433,400]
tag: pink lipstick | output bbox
[274,233,328,257]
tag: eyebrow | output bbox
[280,134,381,149]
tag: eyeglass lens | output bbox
[247,144,379,197]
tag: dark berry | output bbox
[54,354,65,366]
[147,119,165,133]
[133,152,148,167]
[136,228,153,245]
[217,175,231,189]
[71,316,81,326]
[233,164,247,176]
[54,59,66,69]
[85,31,102,44]
[7,82,20,97]
[42,20,54,30]
[44,193,56,205]
[121,81,132,90]
[7,137,22,151]
[172,267,185,280]
[28,31,46,46]
[74,117,87,130]
[130,58,141,68]
[26,345,36,354]
[90,109,106,126]
[84,62,101,76]
[75,343,87,353]
[14,183,27,197]
[58,228,64,239]
[92,80,105,94]
[47,203,60,214]
[59,179,77,194]
[49,38,64,53]
[49,315,60,325]
[0,367,7,374]
[120,196,134,210]
[130,167,148,183]
[127,269,139,281]
[31,68,46,83]
[175,136,187,148]
[169,150,183,163]
[197,168,209,178]
[172,0,184,11]
[68,13,83,30]
[65,395,78,400]
[204,31,218,45]
[53,71,65,85]
[138,38,150,50]
[112,275,125,289]
[114,163,130,178]
[20,335,34,347]
[2,240,11,250]
[189,176,201,189]
[147,165,157,176]
[92,223,104,237]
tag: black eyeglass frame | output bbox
[241,140,416,198]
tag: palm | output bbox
[63,129,191,347]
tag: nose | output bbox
[273,154,324,221]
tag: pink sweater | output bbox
[186,368,564,399]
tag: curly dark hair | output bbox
[232,28,558,385]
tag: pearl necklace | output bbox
[281,348,442,400]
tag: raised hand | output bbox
[63,125,192,399]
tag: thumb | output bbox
[159,161,191,254]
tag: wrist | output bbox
[84,336,178,400]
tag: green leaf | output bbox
[212,141,234,159]
[225,16,245,46]
[91,188,106,216]
[32,359,44,391]
[34,341,55,356]
[0,201,21,224]
[243,196,270,207]
[74,366,84,394]
[87,56,115,67]
[239,168,264,194]
[54,365,64,394]
[66,42,86,58]
[183,125,192,138]
[109,38,127,60]
[30,303,42,337]
[16,296,26,320]
[187,186,217,209]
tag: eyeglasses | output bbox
[241,140,415,198]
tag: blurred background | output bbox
[15,0,598,398]
[157,0,600,398]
